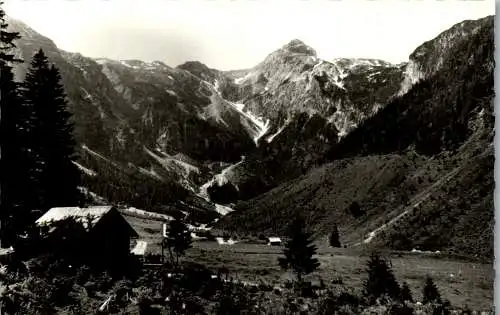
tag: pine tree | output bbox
[22,49,81,210]
[422,276,441,304]
[165,218,192,267]
[0,2,29,247]
[0,2,22,64]
[329,225,341,247]
[0,66,25,247]
[363,252,401,304]
[278,214,320,283]
[400,282,414,303]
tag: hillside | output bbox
[216,16,494,260]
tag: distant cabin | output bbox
[267,237,282,246]
[35,206,139,260]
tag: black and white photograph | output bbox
[0,0,495,313]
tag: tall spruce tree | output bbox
[363,252,401,304]
[329,225,341,248]
[0,3,22,64]
[0,2,31,247]
[422,276,441,304]
[22,49,81,210]
[278,214,320,283]
[400,282,414,303]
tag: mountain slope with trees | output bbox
[216,15,494,259]
[2,9,494,258]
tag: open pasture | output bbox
[124,213,494,311]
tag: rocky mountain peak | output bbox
[177,60,211,72]
[176,60,222,83]
[281,39,317,56]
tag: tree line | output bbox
[0,3,81,247]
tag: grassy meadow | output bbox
[123,213,494,311]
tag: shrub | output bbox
[137,297,160,315]
[317,290,338,315]
[257,282,273,292]
[337,291,361,306]
[331,276,343,285]
[389,303,415,315]
[214,283,254,315]
[317,290,361,315]
[348,202,364,218]
[293,281,316,298]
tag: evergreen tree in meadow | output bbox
[422,276,441,304]
[363,252,401,304]
[21,49,81,210]
[329,224,341,248]
[400,282,414,303]
[278,213,320,283]
[165,218,192,267]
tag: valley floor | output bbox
[124,213,494,311]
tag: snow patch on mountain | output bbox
[78,186,108,204]
[73,161,97,177]
[228,103,270,144]
[198,157,245,201]
[145,148,200,176]
[202,80,271,144]
[121,207,175,221]
[144,147,201,191]
[82,145,120,168]
[214,204,234,216]
[253,118,271,144]
[266,116,293,143]
[234,72,253,84]
[228,99,270,144]
[138,166,164,181]
[306,60,348,91]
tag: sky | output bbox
[3,0,495,71]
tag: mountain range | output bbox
[6,15,494,259]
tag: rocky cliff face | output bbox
[398,16,489,95]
